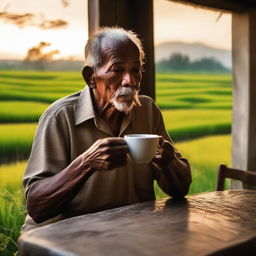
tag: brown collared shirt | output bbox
[22,86,182,232]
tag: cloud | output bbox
[0,11,68,29]
[0,12,34,28]
[39,19,68,29]
[61,0,70,7]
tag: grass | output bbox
[0,71,233,163]
[0,161,27,256]
[0,101,48,123]
[0,123,37,162]
[178,134,231,194]
[162,109,231,141]
[155,73,232,109]
[0,70,84,103]
[0,71,232,112]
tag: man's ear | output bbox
[82,66,96,89]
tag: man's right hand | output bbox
[81,137,129,170]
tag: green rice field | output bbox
[0,70,232,256]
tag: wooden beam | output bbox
[87,0,155,99]
[170,0,256,12]
[232,9,256,188]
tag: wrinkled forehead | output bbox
[100,37,140,64]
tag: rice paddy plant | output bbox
[0,190,25,256]
[177,134,231,193]
[0,161,27,256]
[0,78,84,90]
[0,70,84,104]
[0,71,84,90]
[156,88,231,97]
[168,124,231,142]
[156,73,232,110]
[156,90,231,109]
[0,124,37,162]
[162,109,231,128]
[155,73,231,84]
[1,83,80,93]
[162,109,231,141]
[0,101,49,123]
[0,70,83,81]
[0,90,68,103]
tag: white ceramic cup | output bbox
[124,134,161,164]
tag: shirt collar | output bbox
[75,86,95,126]
[75,86,134,135]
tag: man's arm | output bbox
[153,138,192,197]
[149,100,191,197]
[27,138,128,223]
[26,137,128,223]
[26,156,93,223]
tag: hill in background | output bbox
[155,41,231,69]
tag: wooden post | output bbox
[232,9,256,188]
[87,0,155,99]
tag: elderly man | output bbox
[22,27,191,232]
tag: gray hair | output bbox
[84,27,145,68]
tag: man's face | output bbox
[92,38,142,113]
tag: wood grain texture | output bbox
[19,190,256,256]
[170,0,256,12]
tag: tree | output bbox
[156,53,230,72]
[157,53,190,72]
[23,42,59,70]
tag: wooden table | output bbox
[19,190,256,256]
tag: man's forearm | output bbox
[156,158,192,197]
[26,156,94,223]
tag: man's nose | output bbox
[121,71,136,87]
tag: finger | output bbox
[156,147,163,155]
[162,140,173,150]
[103,145,129,155]
[153,154,163,162]
[159,137,164,146]
[101,137,127,147]
[101,152,128,162]
[152,155,170,169]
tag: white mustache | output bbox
[115,87,136,97]
[114,87,141,106]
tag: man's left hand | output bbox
[153,138,176,169]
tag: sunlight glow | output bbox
[0,0,231,60]
[154,0,231,50]
[0,0,88,60]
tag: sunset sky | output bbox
[0,0,231,60]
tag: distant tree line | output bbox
[0,41,84,71]
[156,53,230,73]
[1,51,230,72]
[0,59,84,71]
